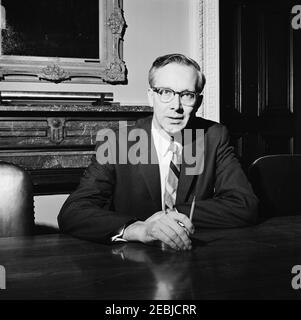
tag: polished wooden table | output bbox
[1,216,301,300]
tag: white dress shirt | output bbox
[151,120,183,210]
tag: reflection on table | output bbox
[0,216,301,299]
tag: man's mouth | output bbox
[168,116,184,121]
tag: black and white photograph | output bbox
[0,0,301,309]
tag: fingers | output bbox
[154,227,180,251]
[168,210,195,235]
[160,216,192,250]
[146,215,192,251]
[142,210,195,251]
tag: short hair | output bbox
[148,53,206,92]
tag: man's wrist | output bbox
[123,221,146,242]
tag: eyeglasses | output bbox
[151,87,199,106]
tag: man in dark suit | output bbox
[58,54,258,251]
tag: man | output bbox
[58,54,258,251]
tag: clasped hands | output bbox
[123,209,194,251]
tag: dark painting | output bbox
[1,0,99,59]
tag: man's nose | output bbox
[171,93,182,111]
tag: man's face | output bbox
[147,63,198,135]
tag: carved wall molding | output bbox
[191,0,220,122]
[107,7,126,35]
[105,5,127,83]
[39,64,70,83]
[103,60,126,82]
[47,118,66,144]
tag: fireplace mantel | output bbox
[0,93,152,195]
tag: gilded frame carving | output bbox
[0,0,127,84]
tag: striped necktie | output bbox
[164,139,181,210]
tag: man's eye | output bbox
[160,89,173,96]
[182,92,195,99]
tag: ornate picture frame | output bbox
[0,0,126,84]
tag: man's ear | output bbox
[147,88,154,108]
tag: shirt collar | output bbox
[151,119,183,157]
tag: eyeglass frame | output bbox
[151,87,201,106]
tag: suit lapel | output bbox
[176,119,205,204]
[176,139,196,204]
[136,117,162,209]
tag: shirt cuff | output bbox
[110,219,138,242]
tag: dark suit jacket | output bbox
[58,115,258,242]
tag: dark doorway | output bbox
[220,0,301,171]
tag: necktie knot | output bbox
[168,140,182,166]
[168,140,178,154]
